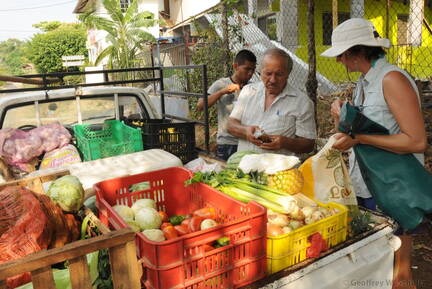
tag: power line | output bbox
[0,0,76,12]
[0,29,37,33]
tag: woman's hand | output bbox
[332,133,359,151]
[331,99,345,124]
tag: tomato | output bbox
[203,244,214,252]
[174,224,189,236]
[158,211,169,222]
[160,222,172,230]
[193,207,217,219]
[162,225,178,240]
[188,216,204,232]
[181,218,191,227]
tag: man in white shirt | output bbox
[227,48,316,156]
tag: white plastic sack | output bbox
[184,157,223,173]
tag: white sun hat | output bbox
[321,18,391,57]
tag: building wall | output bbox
[138,0,160,38]
[169,0,220,25]
[292,0,432,82]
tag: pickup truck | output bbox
[0,69,398,289]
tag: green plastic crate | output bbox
[73,120,143,161]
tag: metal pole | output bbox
[151,46,157,93]
[156,40,162,67]
[202,64,209,154]
[160,67,165,119]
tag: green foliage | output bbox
[92,249,113,289]
[349,210,374,236]
[0,39,29,75]
[27,24,87,73]
[33,21,62,32]
[187,19,241,127]
[79,0,156,70]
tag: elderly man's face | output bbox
[260,55,289,96]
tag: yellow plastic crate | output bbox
[266,201,348,274]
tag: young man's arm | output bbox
[197,83,239,111]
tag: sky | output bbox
[0,0,79,42]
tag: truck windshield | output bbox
[2,95,145,129]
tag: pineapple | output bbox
[266,168,304,195]
[238,153,304,194]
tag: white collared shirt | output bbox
[230,81,316,155]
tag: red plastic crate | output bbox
[94,167,267,289]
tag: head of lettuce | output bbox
[47,175,85,212]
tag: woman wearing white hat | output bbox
[322,18,427,289]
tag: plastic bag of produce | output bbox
[184,157,223,173]
[299,135,357,206]
[0,186,52,288]
[40,144,81,170]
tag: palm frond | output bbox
[103,0,124,24]
[95,46,114,66]
[124,0,139,23]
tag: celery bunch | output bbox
[185,169,297,214]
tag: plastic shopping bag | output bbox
[299,135,358,206]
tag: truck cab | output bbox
[0,86,160,130]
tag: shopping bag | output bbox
[299,135,358,206]
[338,102,432,230]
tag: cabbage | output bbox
[135,207,162,230]
[131,198,156,215]
[113,205,135,221]
[142,229,165,242]
[126,220,141,232]
[47,175,84,212]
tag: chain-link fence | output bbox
[141,1,432,96]
[136,0,432,154]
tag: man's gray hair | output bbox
[262,48,293,73]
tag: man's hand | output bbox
[332,133,359,151]
[259,135,284,150]
[223,84,240,94]
[245,126,263,146]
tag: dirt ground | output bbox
[411,221,432,289]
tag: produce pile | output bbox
[0,175,85,288]
[187,152,339,237]
[113,195,227,246]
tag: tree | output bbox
[0,39,29,75]
[27,22,87,73]
[79,0,156,69]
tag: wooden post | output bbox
[332,0,338,29]
[307,0,318,133]
[69,255,92,289]
[386,0,391,39]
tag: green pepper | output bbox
[213,237,230,248]
[169,215,186,226]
